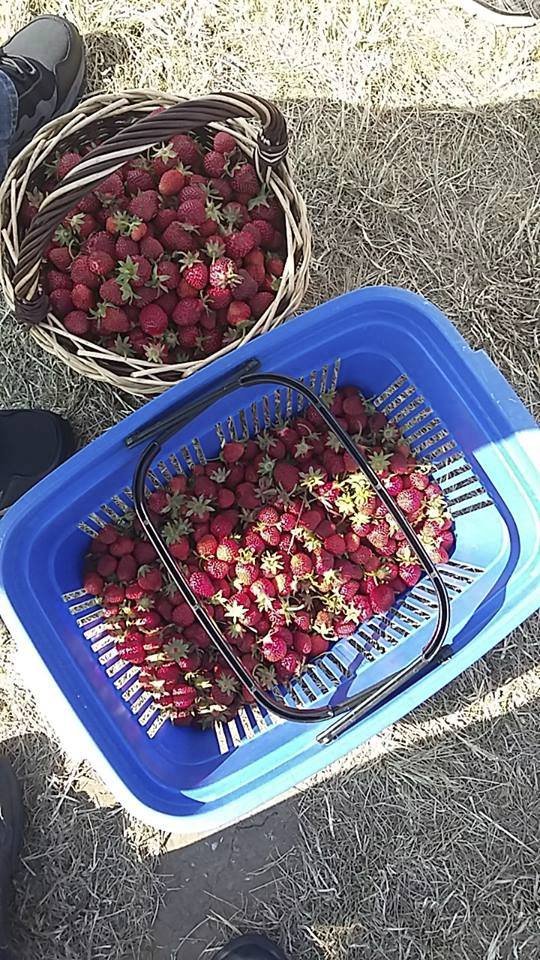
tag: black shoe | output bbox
[0,759,23,958]
[0,409,76,514]
[215,934,289,960]
[0,15,86,159]
[459,0,540,24]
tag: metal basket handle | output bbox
[130,359,451,743]
[14,93,288,325]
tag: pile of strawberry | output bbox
[35,126,286,363]
[83,385,454,727]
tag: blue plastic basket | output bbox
[1,286,539,833]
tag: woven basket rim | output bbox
[0,89,312,397]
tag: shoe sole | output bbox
[214,934,288,960]
[458,0,538,25]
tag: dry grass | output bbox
[1,1,540,958]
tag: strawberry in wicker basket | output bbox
[0,91,311,396]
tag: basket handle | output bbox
[131,362,452,739]
[13,92,288,325]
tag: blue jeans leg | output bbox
[0,69,18,179]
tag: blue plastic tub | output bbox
[1,286,539,833]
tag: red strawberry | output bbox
[88,251,115,276]
[140,304,168,336]
[128,190,159,222]
[84,232,117,257]
[170,134,200,167]
[225,229,257,259]
[274,462,299,492]
[171,604,195,627]
[156,291,178,315]
[158,169,185,196]
[290,553,312,577]
[216,537,239,562]
[235,562,259,586]
[209,257,238,289]
[203,151,227,178]
[100,306,129,333]
[180,184,205,202]
[125,168,155,194]
[71,283,95,312]
[207,286,232,310]
[399,563,422,587]
[196,533,218,558]
[47,271,72,293]
[63,310,89,335]
[116,554,138,582]
[97,173,124,197]
[154,259,179,289]
[49,290,74,318]
[161,222,195,253]
[218,442,243,465]
[227,301,251,326]
[48,247,72,271]
[368,583,395,613]
[99,278,125,305]
[137,566,162,592]
[324,534,347,556]
[140,236,164,260]
[310,635,330,656]
[189,571,216,599]
[178,199,206,226]
[250,291,274,319]
[258,506,279,526]
[176,326,197,349]
[206,558,230,580]
[231,269,258,301]
[385,475,404,497]
[261,633,287,663]
[56,151,81,179]
[396,488,424,515]
[96,554,117,577]
[244,528,265,553]
[84,571,104,595]
[409,471,429,490]
[71,255,100,289]
[177,279,198,300]
[172,298,204,327]
[250,218,275,247]
[213,131,237,154]
[182,258,208,291]
[115,236,139,259]
[230,163,259,197]
[136,609,162,630]
[170,683,197,708]
[133,540,157,564]
[293,632,312,655]
[276,651,302,678]
[128,255,152,288]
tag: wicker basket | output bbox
[0,90,311,396]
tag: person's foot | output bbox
[0,758,24,959]
[458,0,540,25]
[215,934,289,960]
[0,15,85,159]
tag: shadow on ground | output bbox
[152,626,540,960]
